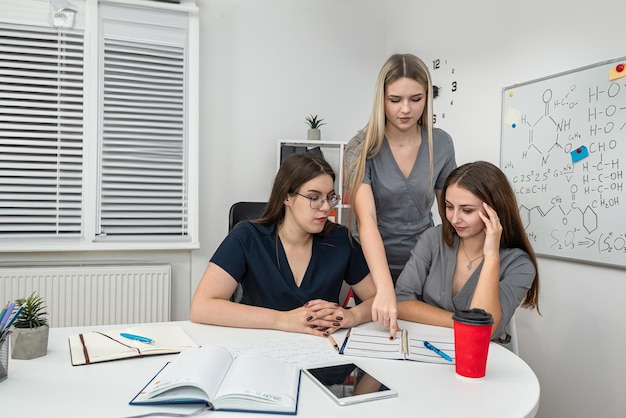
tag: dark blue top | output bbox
[210,221,370,310]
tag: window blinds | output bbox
[97,4,189,240]
[0,0,196,248]
[0,23,84,237]
[98,38,187,238]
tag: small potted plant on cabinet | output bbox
[305,114,325,140]
[11,291,49,360]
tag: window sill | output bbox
[0,240,200,253]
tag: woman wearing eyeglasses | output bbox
[190,152,376,336]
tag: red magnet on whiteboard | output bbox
[571,145,589,163]
[609,64,625,80]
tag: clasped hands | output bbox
[284,299,351,337]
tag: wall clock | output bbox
[430,57,457,127]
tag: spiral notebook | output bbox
[339,320,455,364]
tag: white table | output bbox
[0,321,539,417]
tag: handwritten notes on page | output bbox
[222,335,341,367]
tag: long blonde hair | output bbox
[345,53,435,231]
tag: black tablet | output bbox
[302,363,398,405]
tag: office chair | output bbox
[228,202,266,302]
[228,202,267,232]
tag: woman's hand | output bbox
[371,287,400,339]
[280,300,347,337]
[479,202,503,258]
[471,202,504,332]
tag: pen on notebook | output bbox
[338,328,351,354]
[327,335,339,351]
[423,340,453,362]
[120,333,154,344]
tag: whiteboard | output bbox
[500,57,626,269]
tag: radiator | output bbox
[0,264,171,327]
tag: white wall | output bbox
[195,1,625,417]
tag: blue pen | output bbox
[0,302,16,327]
[423,340,453,362]
[2,304,25,332]
[120,333,154,344]
[338,329,351,354]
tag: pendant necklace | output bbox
[461,241,484,271]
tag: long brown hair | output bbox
[256,152,336,236]
[440,161,540,311]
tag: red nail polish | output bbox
[306,316,313,321]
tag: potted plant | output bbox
[305,114,325,140]
[11,291,49,360]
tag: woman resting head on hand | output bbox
[396,161,539,340]
[190,152,376,337]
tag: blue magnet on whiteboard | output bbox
[571,145,589,163]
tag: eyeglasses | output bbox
[295,193,341,209]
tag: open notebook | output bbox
[130,345,301,414]
[340,320,455,364]
[68,325,198,366]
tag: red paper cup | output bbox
[452,308,494,379]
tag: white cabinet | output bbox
[277,140,349,224]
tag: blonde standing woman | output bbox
[345,53,456,338]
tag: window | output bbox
[0,22,84,238]
[0,0,199,251]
